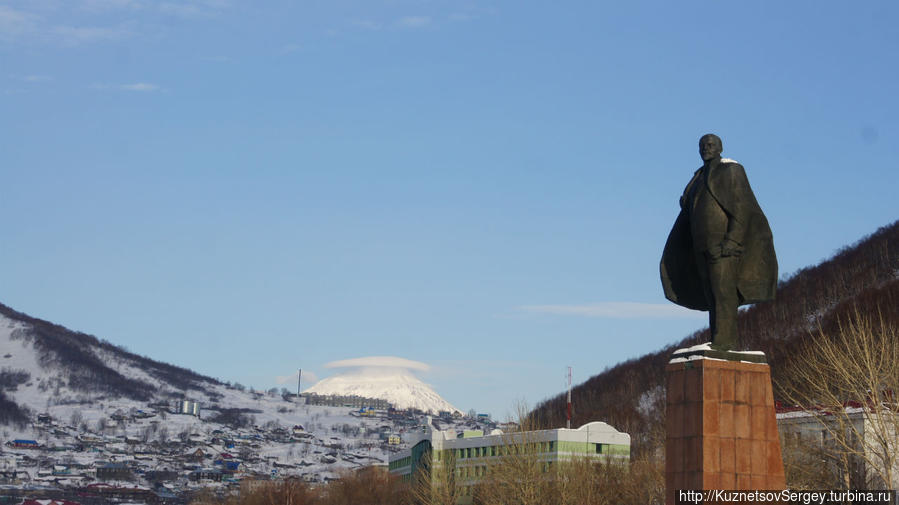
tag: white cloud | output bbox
[397,16,431,28]
[279,43,302,55]
[350,19,381,30]
[53,24,131,44]
[0,6,37,41]
[276,370,319,386]
[120,82,159,91]
[0,5,30,23]
[325,356,430,371]
[204,55,233,62]
[518,302,705,319]
[159,0,227,18]
[158,3,203,18]
[0,0,227,46]
[20,75,52,82]
[91,82,162,92]
[78,0,142,12]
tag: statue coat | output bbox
[660,160,778,311]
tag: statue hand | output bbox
[720,239,743,258]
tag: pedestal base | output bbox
[665,358,785,505]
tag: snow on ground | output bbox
[1,316,51,414]
[0,312,494,496]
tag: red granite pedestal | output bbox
[665,358,785,505]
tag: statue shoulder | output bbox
[719,158,747,178]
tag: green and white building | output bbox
[388,420,630,500]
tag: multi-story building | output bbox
[302,393,391,410]
[172,400,201,417]
[388,420,630,501]
[777,406,899,488]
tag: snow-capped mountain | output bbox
[304,368,460,414]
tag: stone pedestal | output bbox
[665,358,785,505]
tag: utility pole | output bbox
[566,366,572,429]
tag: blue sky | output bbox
[1,0,897,419]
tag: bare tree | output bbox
[778,309,899,489]
[410,444,461,505]
[70,410,83,427]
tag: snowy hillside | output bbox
[304,368,460,414]
[0,303,222,416]
[0,303,493,501]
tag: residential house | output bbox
[96,462,133,481]
[189,468,223,482]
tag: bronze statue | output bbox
[661,134,777,352]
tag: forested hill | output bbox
[529,220,899,454]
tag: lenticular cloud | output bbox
[323,356,430,371]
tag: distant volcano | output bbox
[304,363,459,414]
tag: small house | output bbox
[96,462,132,481]
[189,468,223,482]
[52,465,72,476]
[185,448,206,462]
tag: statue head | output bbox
[699,134,723,162]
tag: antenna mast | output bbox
[566,366,572,429]
[297,369,302,398]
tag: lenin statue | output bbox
[660,134,777,352]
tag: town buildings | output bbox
[0,398,496,503]
[777,406,899,488]
[388,420,630,502]
[303,393,391,410]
